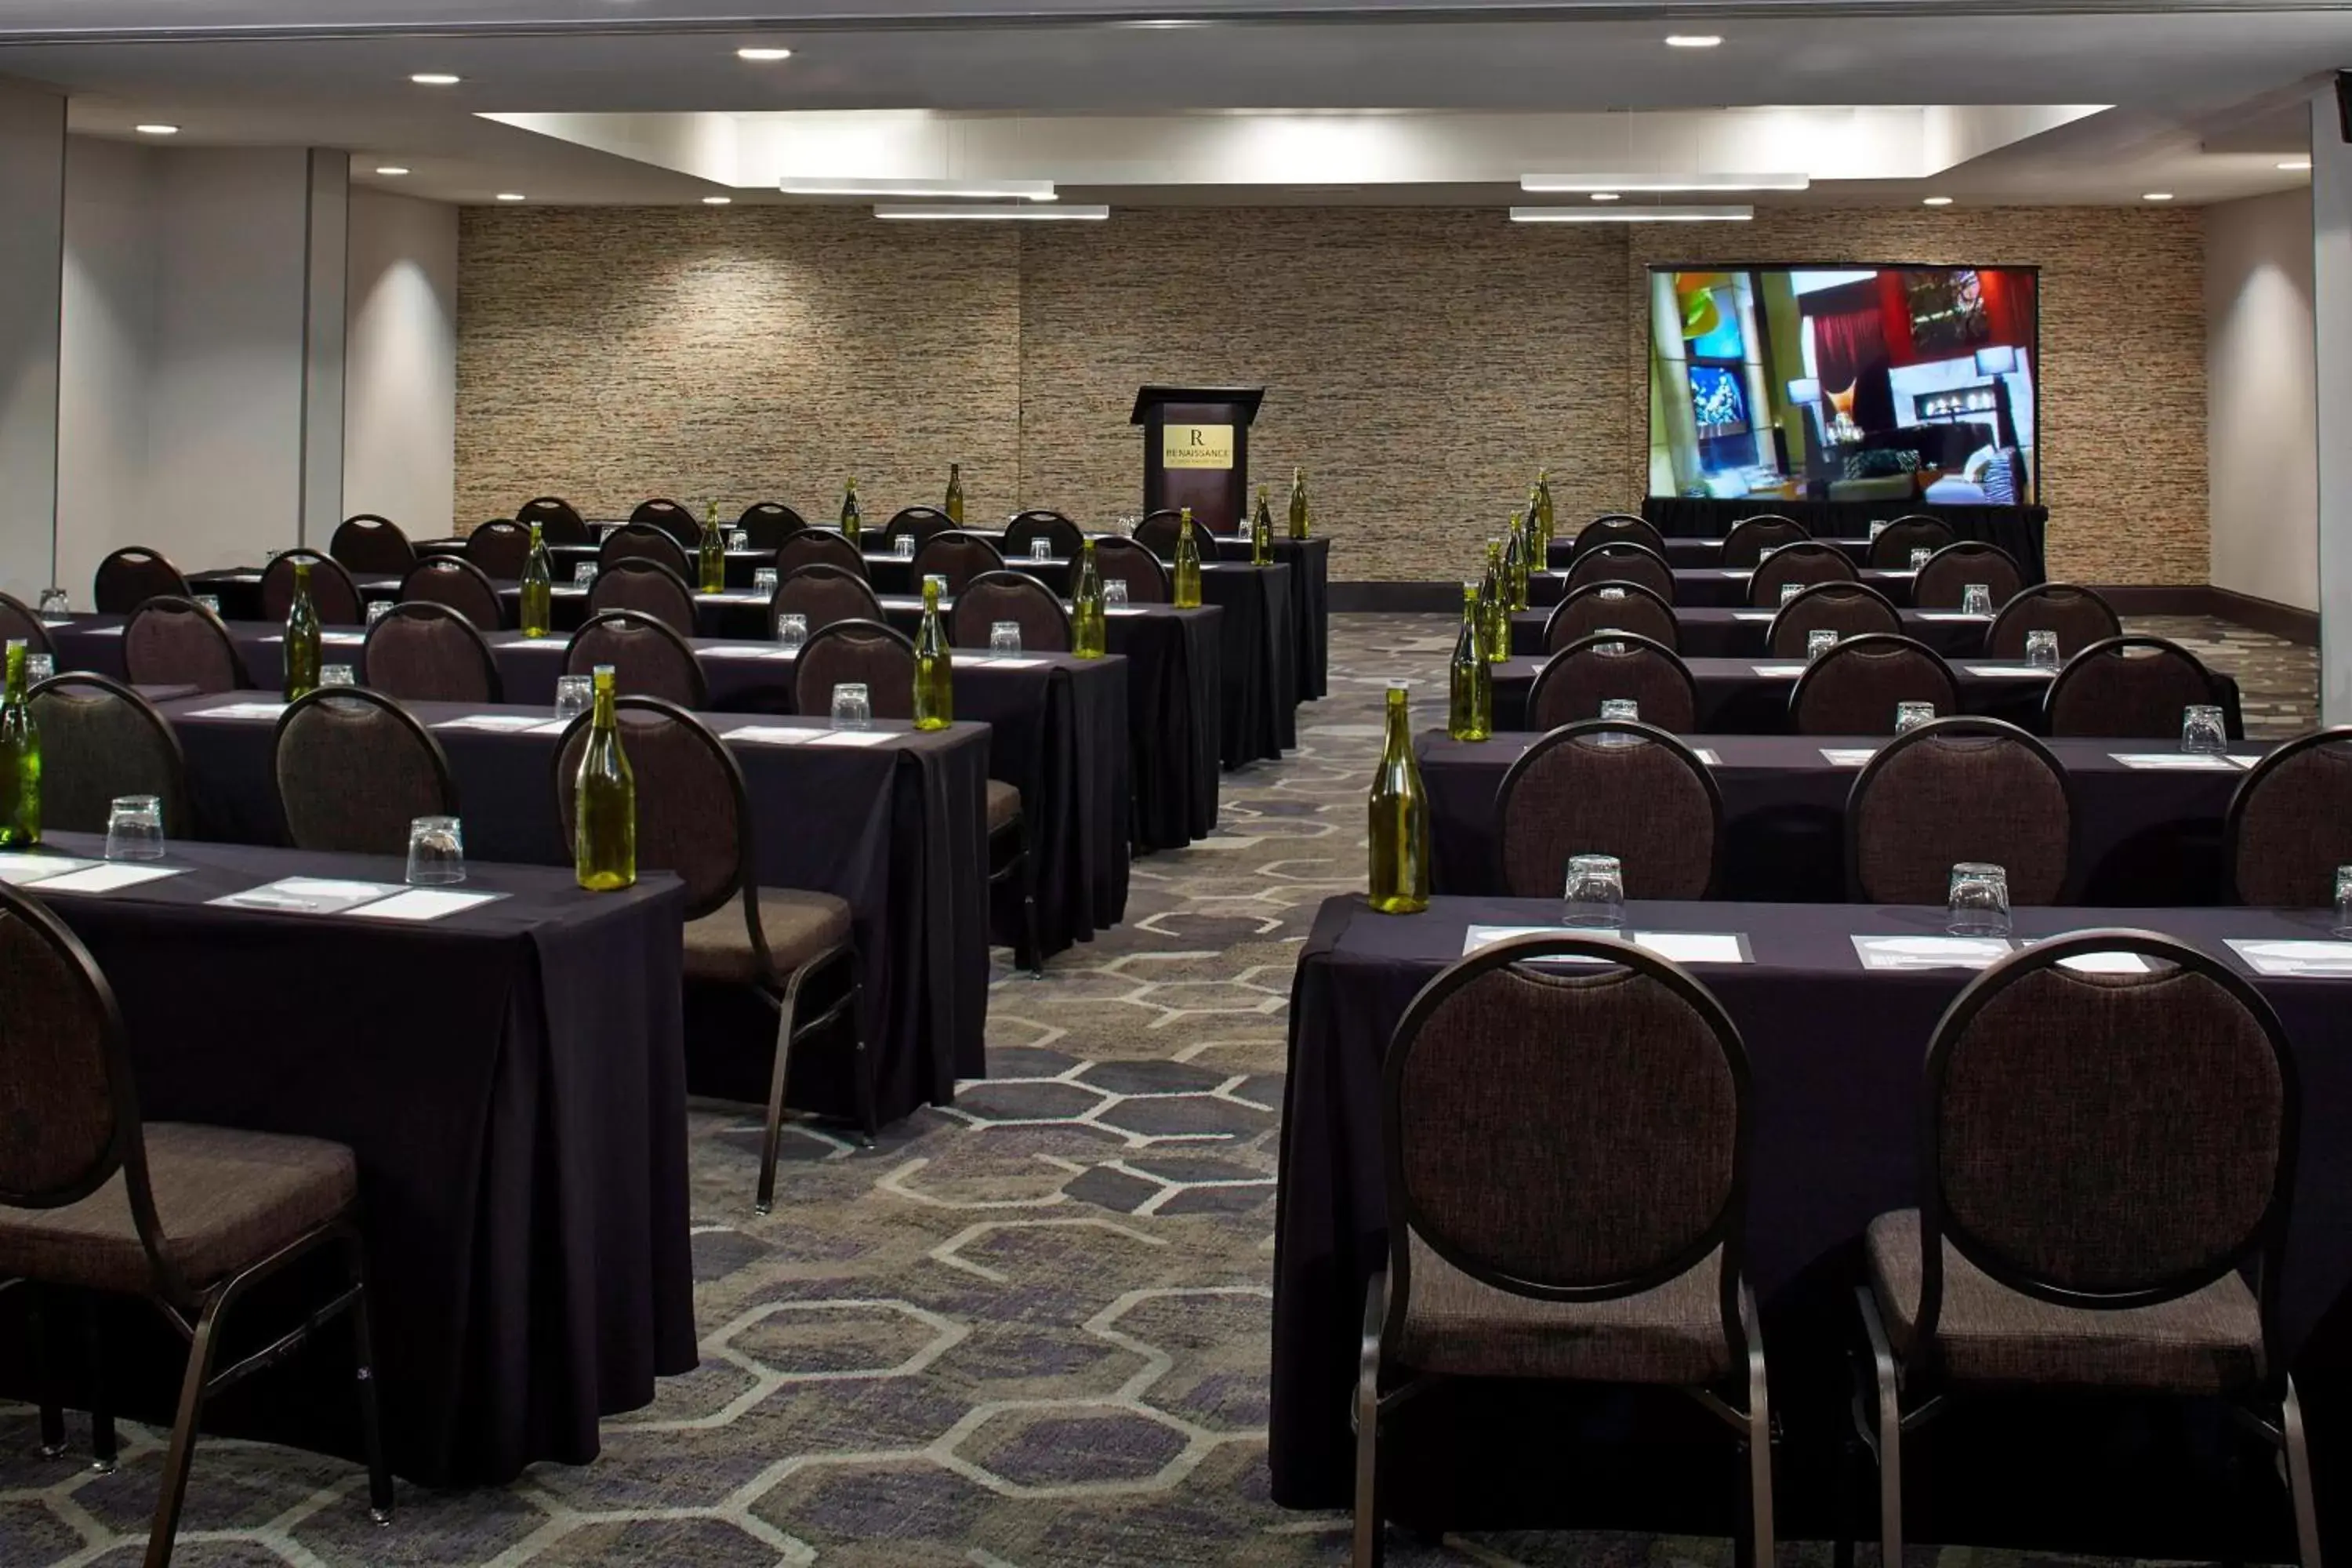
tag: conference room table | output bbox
[0,833,695,1487]
[1508,604,1992,659]
[1548,534,1878,571]
[1529,565,1922,610]
[1484,653,2247,738]
[1271,892,2352,1528]
[1417,729,2275,905]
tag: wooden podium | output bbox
[1131,385,1265,532]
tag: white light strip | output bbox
[782,176,1056,201]
[873,203,1109,221]
[1520,172,1808,193]
[1511,205,1753,223]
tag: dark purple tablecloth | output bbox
[1273,894,2352,1524]
[0,832,695,1487]
[1509,604,1990,659]
[1530,566,1921,610]
[1417,730,2272,904]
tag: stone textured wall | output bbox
[456,202,2204,583]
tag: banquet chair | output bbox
[2224,727,2352,907]
[565,610,708,709]
[1004,510,1085,561]
[260,549,365,626]
[1528,633,1697,735]
[1494,719,1721,898]
[953,570,1073,654]
[796,619,1041,973]
[2043,635,2219,739]
[588,557,698,638]
[1845,717,2074,905]
[1356,931,1770,1568]
[1544,581,1678,654]
[1850,931,2317,1568]
[123,597,252,695]
[736,502,807,548]
[1563,541,1675,604]
[551,696,864,1198]
[1719,514,1809,568]
[0,590,54,656]
[93,547,191,615]
[517,495,590,546]
[1091,537,1170,602]
[1984,583,2120,662]
[1788,633,1958,736]
[361,601,505,704]
[775,530,866,580]
[274,688,459,855]
[397,557,506,633]
[884,506,955,553]
[773,564,884,640]
[328,514,418,575]
[1867,514,1955,569]
[1766,581,1900,658]
[1748,540,1859,608]
[1571,514,1667,558]
[1132,509,1184,559]
[0,881,393,1567]
[463,519,534,579]
[598,521,692,580]
[912,530,1006,595]
[1914,541,2026,611]
[630,497,700,546]
[28,673,192,837]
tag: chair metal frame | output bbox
[1563,540,1675,603]
[328,514,420,573]
[1786,633,1958,736]
[361,601,506,704]
[1526,631,1698,735]
[1866,514,1956,570]
[587,557,699,640]
[1983,582,2121,662]
[260,548,365,627]
[1570,514,1668,558]
[270,686,460,853]
[2222,724,2352,906]
[122,596,256,692]
[913,530,1007,594]
[597,521,693,581]
[1765,580,1901,659]
[735,502,808,548]
[1493,717,1724,898]
[1131,509,1184,560]
[1719,514,1809,568]
[27,673,195,837]
[1091,536,1171,601]
[884,506,955,550]
[564,608,710,710]
[463,519,535,580]
[771,563,884,638]
[516,496,591,546]
[775,530,868,579]
[1841,715,2075,904]
[0,589,55,656]
[1913,540,2027,611]
[1541,579,1679,655]
[2042,633,2219,739]
[629,498,700,546]
[93,547,193,615]
[1004,510,1085,560]
[396,556,507,633]
[1748,539,1860,608]
[951,569,1073,652]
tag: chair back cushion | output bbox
[1528,636,1697,734]
[329,514,419,573]
[589,559,697,637]
[464,520,533,579]
[398,557,506,633]
[517,497,590,546]
[953,572,1072,652]
[1849,720,2071,904]
[912,532,1007,595]
[2227,731,2352,906]
[630,498,700,546]
[1766,582,1900,657]
[260,550,364,626]
[1915,542,2026,610]
[557,702,746,919]
[1867,515,1955,569]
[1984,583,2120,662]
[598,522,691,578]
[1572,515,1666,557]
[1564,542,1674,603]
[1004,511,1084,560]
[274,691,455,855]
[0,593,53,657]
[93,548,191,615]
[1497,725,1718,899]
[1719,514,1809,568]
[564,612,707,707]
[1091,538,1170,602]
[1748,541,1859,608]
[773,564,883,637]
[775,531,866,579]
[2044,637,2216,739]
[28,677,189,837]
[1131,510,1183,560]
[884,506,956,550]
[1790,634,1958,735]
[794,619,915,720]
[123,599,248,693]
[1544,583,1677,654]
[735,502,806,548]
[0,893,128,1203]
[362,604,503,704]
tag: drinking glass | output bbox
[1030,539,1053,561]
[778,613,808,652]
[103,795,165,862]
[2025,630,2060,670]
[1947,862,2011,938]
[1105,579,1130,605]
[37,588,67,619]
[24,654,53,684]
[1908,547,1933,572]
[989,621,1022,657]
[1807,629,1838,663]
[574,563,599,587]
[1563,853,1625,929]
[2181,704,2227,755]
[1895,701,1936,733]
[2335,866,2352,938]
[831,682,871,731]
[406,815,466,885]
[895,535,916,559]
[728,530,749,551]
[1597,586,1626,601]
[554,674,593,721]
[195,594,221,615]
[1961,583,1993,615]
[923,573,949,597]
[1779,582,1802,606]
[753,567,779,597]
[321,664,356,688]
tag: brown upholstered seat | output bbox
[28,675,191,837]
[274,689,458,855]
[913,531,1006,595]
[985,779,1021,833]
[260,549,365,626]
[795,619,916,720]
[564,610,707,707]
[1915,541,2026,610]
[1571,514,1667,558]
[1091,537,1169,602]
[328,514,418,574]
[2044,635,2217,739]
[1564,541,1673,603]
[93,547,191,615]
[630,497,700,546]
[600,521,692,578]
[399,557,506,633]
[463,519,533,579]
[1719,514,1807,568]
[1984,583,2120,662]
[1495,720,1719,898]
[1766,581,1900,658]
[684,890,854,985]
[1542,582,1677,654]
[884,506,955,552]
[1867,515,1955,569]
[588,557,697,637]
[1526,633,1697,734]
[736,502,806,548]
[0,591,53,656]
[775,530,866,579]
[1788,633,1957,735]
[517,496,590,546]
[362,601,504,703]
[1004,510,1084,559]
[1748,540,1858,608]
[2226,728,2352,906]
[123,597,252,694]
[953,571,1071,653]
[1399,1232,1732,1385]
[1846,718,2073,904]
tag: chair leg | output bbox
[755,984,800,1216]
[2281,1374,2322,1568]
[82,1309,116,1474]
[28,1291,66,1460]
[144,1294,230,1568]
[1857,1290,1904,1568]
[343,1231,394,1525]
[849,982,877,1143]
[1746,1345,1775,1566]
[1352,1274,1386,1568]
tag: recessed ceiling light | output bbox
[702,195,732,205]
[736,46,793,61]
[1665,34,1722,47]
[1922,195,1954,206]
[1591,192,1621,202]
[375,165,410,176]
[134,123,179,136]
[2279,157,2313,172]
[1512,205,1752,223]
[495,192,526,201]
[2142,191,2174,201]
[409,73,462,86]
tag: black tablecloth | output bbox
[0,833,695,1487]
[1486,654,2246,739]
[1509,605,1990,659]
[1272,894,2352,1523]
[1530,566,1921,611]
[1418,730,2272,904]
[1639,497,2049,579]
[1210,535,1329,700]
[147,695,989,1126]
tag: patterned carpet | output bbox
[0,614,2319,1566]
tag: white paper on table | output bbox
[2225,938,2352,978]
[1461,924,1748,964]
[209,877,401,914]
[1852,935,2011,971]
[321,631,366,647]
[0,853,96,885]
[510,637,568,648]
[1105,606,1149,617]
[702,645,791,660]
[724,724,818,745]
[188,702,288,720]
[807,729,894,747]
[953,655,1045,668]
[1692,749,1722,765]
[1820,748,1878,767]
[2056,951,2154,974]
[1751,664,1806,678]
[83,625,125,637]
[40,619,71,628]
[1719,568,1751,578]
[433,713,546,733]
[2110,753,2239,771]
[1963,666,2056,680]
[2227,755,2265,770]
[524,719,575,734]
[1731,611,1774,622]
[346,887,507,922]
[699,591,768,604]
[35,863,187,894]
[1916,612,1990,622]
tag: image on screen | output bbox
[1646,265,2038,506]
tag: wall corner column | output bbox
[0,82,64,601]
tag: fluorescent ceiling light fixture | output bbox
[2280,157,2312,171]
[409,72,462,85]
[874,203,1109,221]
[1664,34,1722,47]
[2142,191,2174,201]
[736,46,793,60]
[1511,205,1752,223]
[702,195,732,205]
[375,165,410,176]
[1590,192,1621,202]
[1522,172,1807,193]
[495,192,527,201]
[134,123,178,135]
[783,176,1057,201]
[1922,195,1953,206]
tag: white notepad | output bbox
[807,730,894,747]
[346,887,506,921]
[1461,925,1749,964]
[2110,753,2242,771]
[1692,749,1722,765]
[1820,748,1878,767]
[1751,664,1806,678]
[188,702,287,720]
[1719,568,1751,578]
[209,877,401,915]
[35,864,186,895]
[434,713,546,733]
[1851,935,2011,971]
[953,655,1045,668]
[702,645,793,660]
[1105,607,1149,617]
[1915,612,1990,622]
[1963,666,2055,680]
[2226,938,2352,978]
[724,725,818,746]
[0,854,96,885]
[1731,612,1774,622]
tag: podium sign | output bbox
[1163,423,1235,470]
[1133,386,1265,532]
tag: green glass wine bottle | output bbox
[1287,466,1310,540]
[520,521,554,637]
[699,501,727,593]
[573,665,636,891]
[1503,514,1529,612]
[1173,506,1204,608]
[944,462,965,525]
[1534,468,1556,554]
[1480,540,1509,663]
[1446,583,1492,742]
[1072,539,1108,659]
[913,577,953,730]
[1366,680,1429,915]
[840,477,862,551]
[1250,484,1274,566]
[283,559,322,700]
[0,641,41,849]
